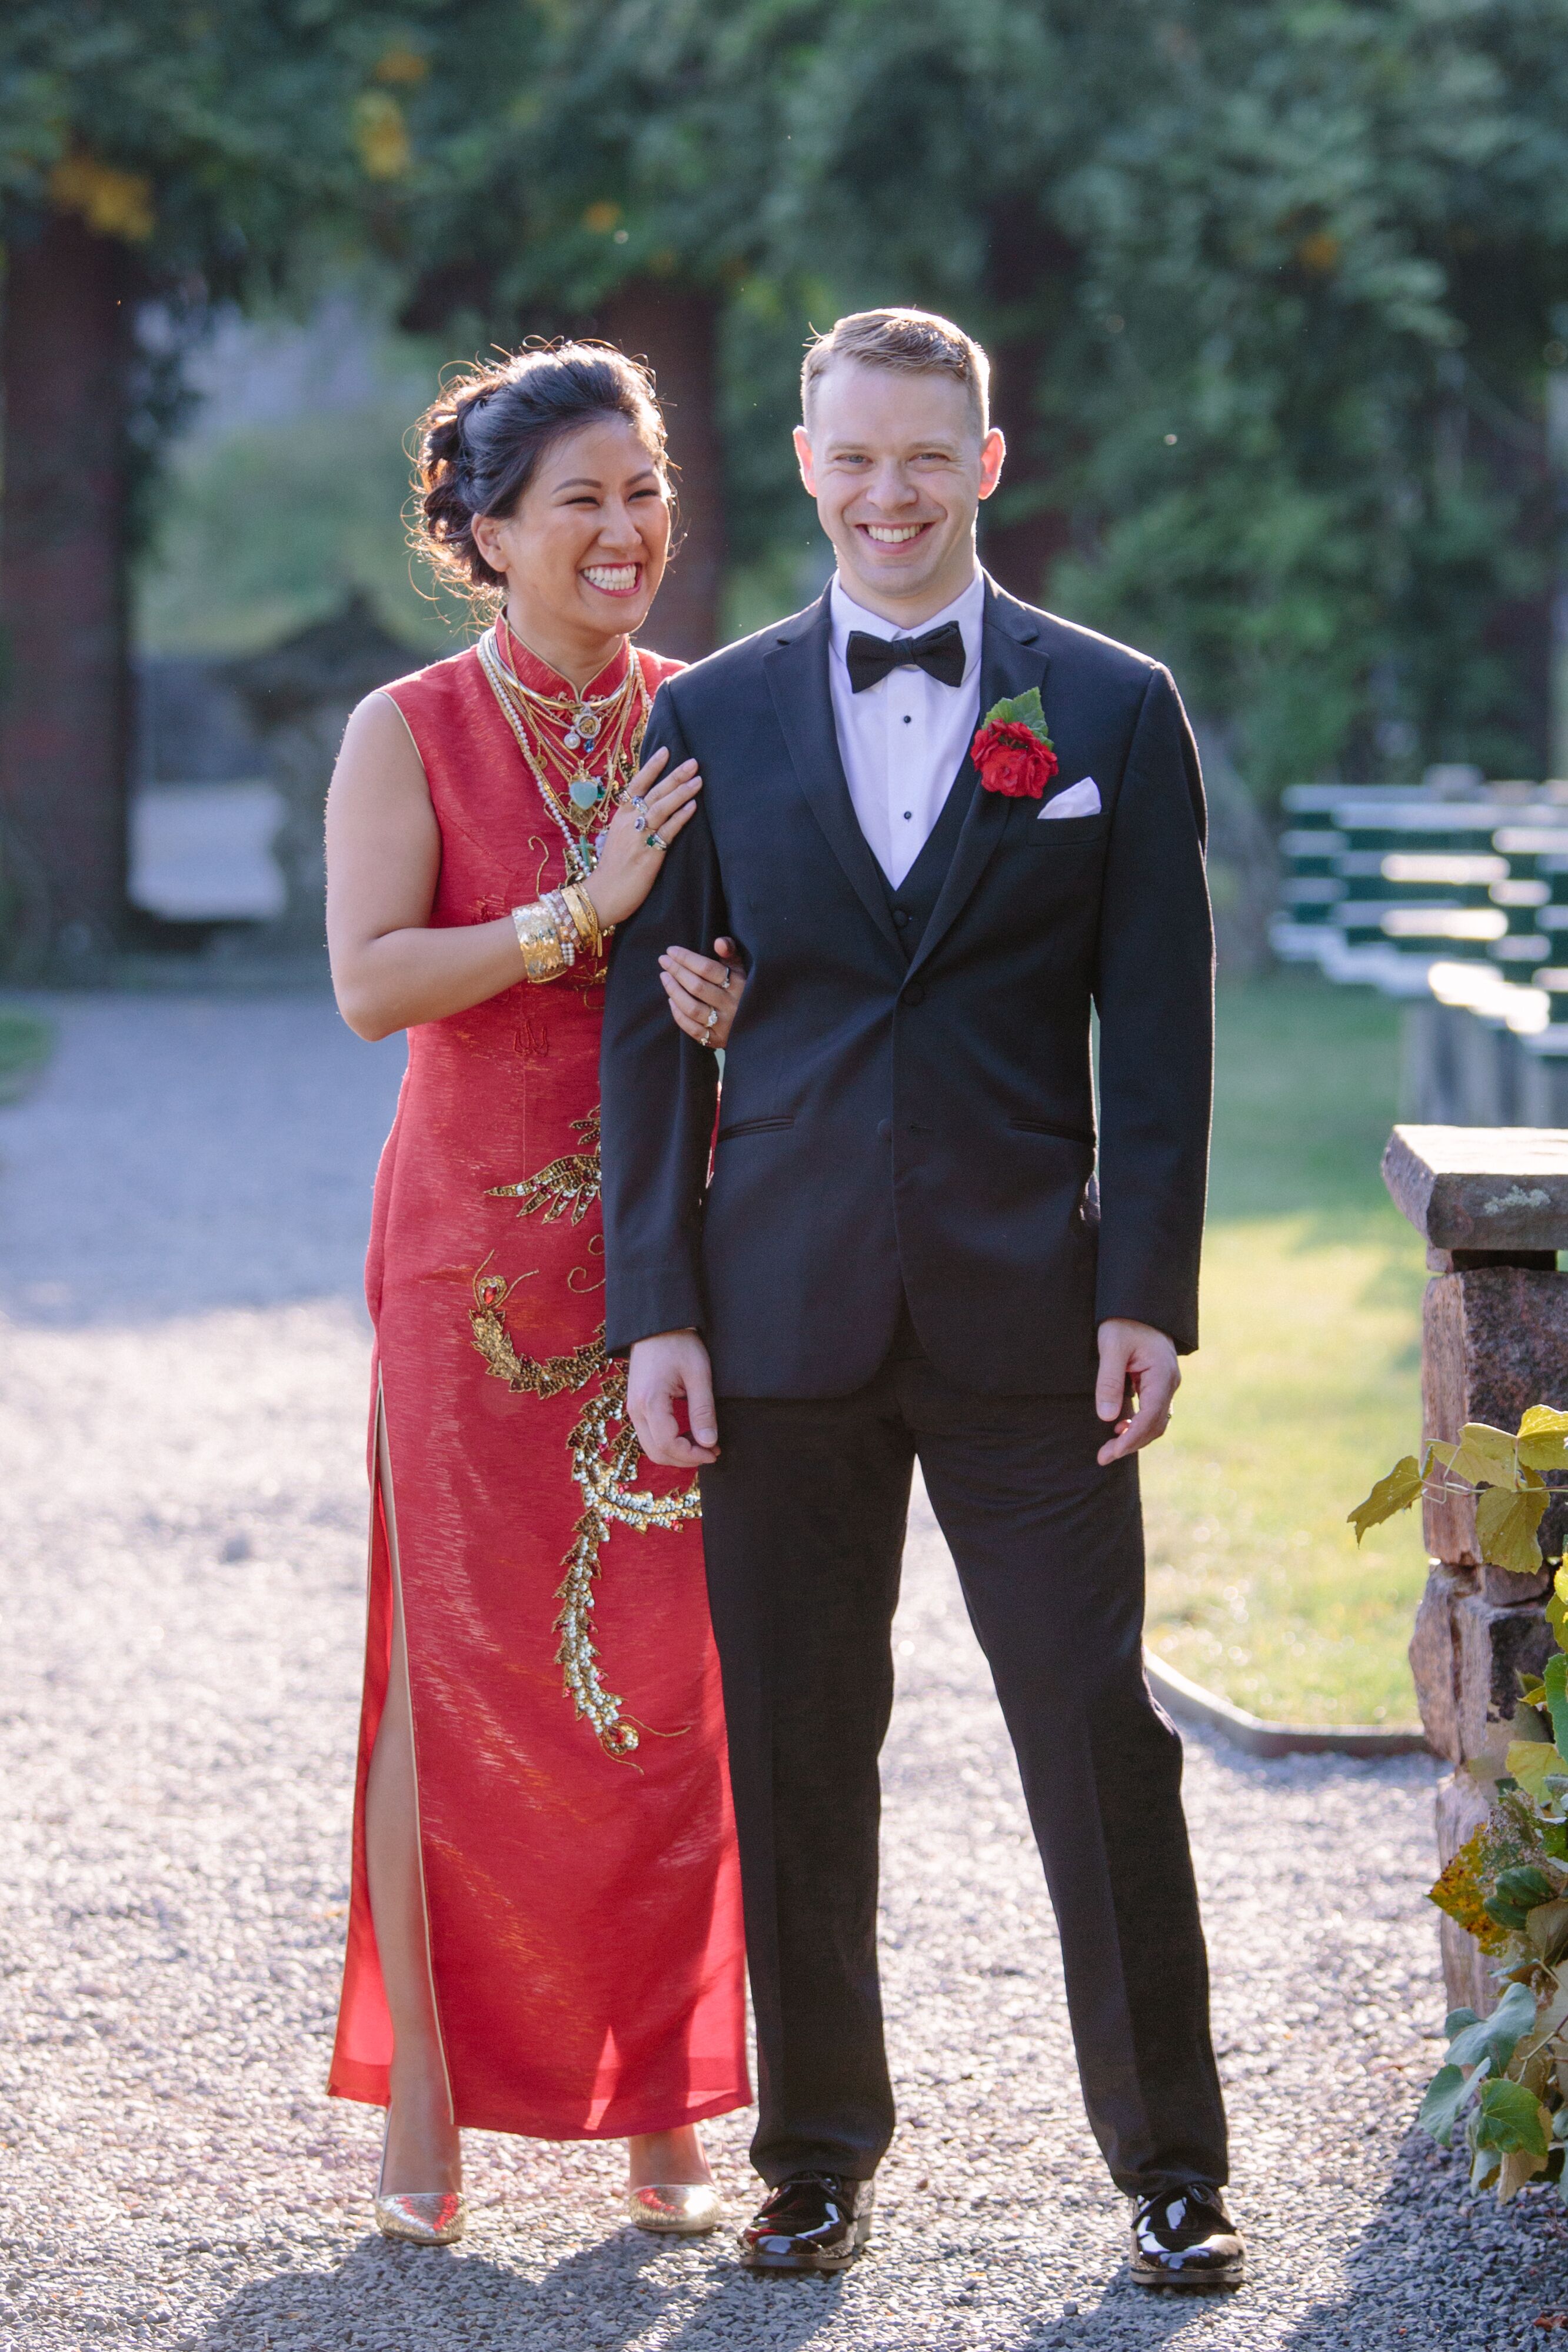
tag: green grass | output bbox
[0,1008,52,1105]
[1140,969,1430,1726]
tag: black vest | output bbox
[878,763,977,961]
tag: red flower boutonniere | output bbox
[971,687,1059,799]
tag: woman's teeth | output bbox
[582,564,640,592]
[863,524,927,544]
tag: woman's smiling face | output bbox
[470,414,672,651]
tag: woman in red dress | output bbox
[323,345,749,2245]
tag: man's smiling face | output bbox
[794,360,1004,625]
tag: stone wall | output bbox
[1385,1125,1568,2014]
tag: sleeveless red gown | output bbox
[327,633,749,2140]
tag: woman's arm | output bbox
[327,693,510,1040]
[325,689,703,1042]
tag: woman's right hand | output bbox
[584,748,701,932]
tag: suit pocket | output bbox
[1008,1116,1096,1147]
[717,1113,795,1141]
[1018,813,1107,848]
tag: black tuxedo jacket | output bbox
[600,574,1213,1398]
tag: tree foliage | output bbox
[0,1,451,523]
[379,0,1568,789]
[9,1,1568,789]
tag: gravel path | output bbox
[3,992,1567,2352]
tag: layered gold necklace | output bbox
[477,618,651,879]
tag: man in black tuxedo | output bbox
[600,308,1240,2290]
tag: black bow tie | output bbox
[845,620,966,694]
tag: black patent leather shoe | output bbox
[738,2172,874,2271]
[1130,2184,1243,2290]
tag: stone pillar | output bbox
[1384,1125,1568,2012]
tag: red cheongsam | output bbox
[328,632,750,2138]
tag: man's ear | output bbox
[977,427,1007,502]
[793,424,818,497]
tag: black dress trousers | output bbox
[697,1309,1229,2199]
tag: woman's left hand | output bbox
[660,937,744,1049]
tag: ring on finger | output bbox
[645,830,668,853]
[705,1006,719,1029]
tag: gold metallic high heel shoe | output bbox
[627,2182,721,2235]
[373,2125,466,2246]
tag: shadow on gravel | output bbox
[184,2224,850,2350]
[1281,2125,1568,2351]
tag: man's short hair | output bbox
[801,308,990,433]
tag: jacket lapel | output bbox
[905,578,1051,980]
[763,594,904,957]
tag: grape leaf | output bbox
[1348,1455,1424,1542]
[1477,1482,1549,1578]
[1448,1981,1539,2072]
[1519,1417,1568,1472]
[1449,1422,1522,1491]
[1430,1838,1509,1951]
[1419,2062,1474,2146]
[1473,2077,1551,2160]
[1508,1741,1568,1805]
[1547,1655,1568,1760]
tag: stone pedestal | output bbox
[1383,1125,1568,2011]
[224,593,415,953]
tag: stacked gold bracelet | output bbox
[510,882,608,983]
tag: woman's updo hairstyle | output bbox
[412,341,668,599]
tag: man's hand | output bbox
[627,1330,720,1468]
[1094,1318,1180,1466]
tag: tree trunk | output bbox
[0,210,133,968]
[980,211,1078,608]
[595,282,725,661]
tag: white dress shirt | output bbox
[828,571,986,889]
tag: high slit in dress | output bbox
[327,630,750,2140]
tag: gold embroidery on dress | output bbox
[469,1111,700,1761]
[486,1107,600,1227]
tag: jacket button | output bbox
[877,1119,891,1141]
[893,907,911,927]
[901,982,925,1006]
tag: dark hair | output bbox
[412,341,668,597]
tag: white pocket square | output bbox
[1039,777,1101,820]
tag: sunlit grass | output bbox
[1140,970,1429,1726]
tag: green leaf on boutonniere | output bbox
[983,687,1051,741]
